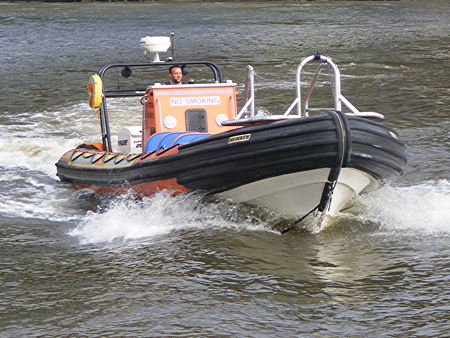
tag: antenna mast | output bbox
[170,32,175,60]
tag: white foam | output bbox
[1,97,140,139]
[0,170,82,222]
[0,97,141,176]
[69,179,450,244]
[69,191,274,245]
[355,180,450,235]
[0,137,81,177]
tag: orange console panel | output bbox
[142,83,237,144]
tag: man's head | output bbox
[168,65,182,85]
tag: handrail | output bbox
[303,63,331,116]
[287,53,382,119]
[295,54,342,116]
[241,54,383,121]
[236,65,255,119]
[339,94,360,114]
[283,97,299,116]
[100,97,112,152]
[98,61,223,84]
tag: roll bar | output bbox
[236,54,383,122]
[96,61,224,151]
[98,61,223,89]
[285,53,366,117]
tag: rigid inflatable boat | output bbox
[56,36,407,229]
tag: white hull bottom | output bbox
[217,168,378,219]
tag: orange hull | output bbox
[73,178,191,196]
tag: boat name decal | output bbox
[228,134,251,144]
[170,96,220,106]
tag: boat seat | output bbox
[145,132,212,153]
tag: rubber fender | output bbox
[76,142,104,151]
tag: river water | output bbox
[1,1,449,336]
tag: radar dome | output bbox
[139,36,171,62]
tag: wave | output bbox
[0,136,81,177]
[0,98,143,177]
[2,101,446,241]
[69,191,276,245]
[350,180,450,235]
[0,169,88,222]
[1,99,140,138]
[69,180,450,245]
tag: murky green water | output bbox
[1,1,449,336]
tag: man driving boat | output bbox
[166,65,183,85]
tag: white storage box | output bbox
[117,126,142,153]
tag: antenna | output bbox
[170,32,175,60]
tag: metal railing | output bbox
[235,54,374,121]
[236,65,255,119]
[284,53,362,117]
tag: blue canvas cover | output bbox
[145,132,212,152]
